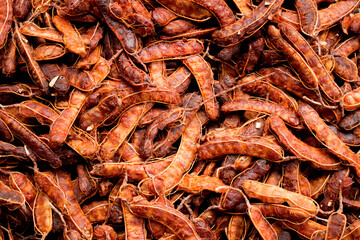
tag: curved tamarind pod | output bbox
[298,101,360,177]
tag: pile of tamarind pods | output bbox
[2,0,360,239]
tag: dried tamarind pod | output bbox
[222,99,300,127]
[49,89,88,145]
[0,109,62,168]
[33,192,52,239]
[212,0,284,46]
[99,102,153,161]
[183,55,220,120]
[295,0,319,36]
[298,101,360,177]
[269,116,340,170]
[198,136,284,161]
[139,113,202,195]
[20,21,64,43]
[52,15,86,55]
[155,0,212,22]
[138,39,204,63]
[241,180,318,214]
[0,0,12,48]
[14,24,49,94]
[121,184,202,240]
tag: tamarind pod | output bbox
[241,180,318,214]
[177,174,226,194]
[115,51,150,88]
[52,15,86,55]
[236,36,265,77]
[33,43,66,61]
[166,66,192,93]
[295,0,319,36]
[82,201,110,223]
[151,93,202,157]
[182,55,219,120]
[99,102,153,161]
[141,107,184,158]
[220,159,271,211]
[33,192,52,238]
[339,110,360,131]
[226,215,248,240]
[95,0,140,54]
[2,34,17,77]
[0,109,62,168]
[14,24,49,94]
[155,0,212,22]
[56,170,93,239]
[91,157,172,181]
[40,63,69,96]
[333,55,358,82]
[190,0,235,27]
[317,0,360,32]
[49,89,87,145]
[118,184,147,240]
[240,74,298,110]
[212,0,284,46]
[325,212,346,240]
[0,140,30,160]
[298,101,360,177]
[76,164,96,196]
[199,136,283,161]
[138,39,204,63]
[139,113,202,196]
[254,203,313,224]
[281,220,326,239]
[20,21,64,43]
[222,99,300,126]
[279,23,342,102]
[79,90,121,131]
[122,185,202,240]
[269,116,340,170]
[0,179,25,209]
[0,0,12,48]
[94,225,119,240]
[320,168,349,212]
[162,19,196,36]
[9,172,37,209]
[258,66,318,101]
[282,161,311,197]
[19,100,99,157]
[248,205,278,240]
[343,87,360,111]
[193,218,214,240]
[268,25,318,90]
[108,2,154,37]
[151,7,178,27]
